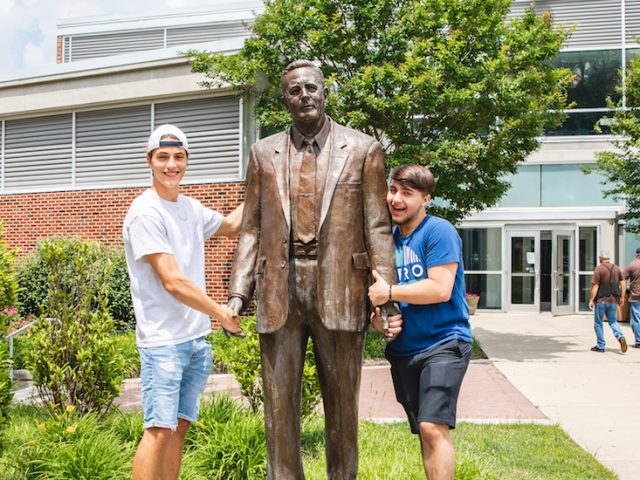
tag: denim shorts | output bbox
[387,338,472,433]
[139,336,213,430]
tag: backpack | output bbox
[596,264,621,299]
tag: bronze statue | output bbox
[228,60,396,479]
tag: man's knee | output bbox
[419,422,449,446]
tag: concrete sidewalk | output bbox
[472,311,640,480]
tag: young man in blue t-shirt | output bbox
[369,164,472,480]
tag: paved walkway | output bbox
[471,311,639,480]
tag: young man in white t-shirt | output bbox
[123,124,243,480]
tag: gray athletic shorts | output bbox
[387,338,472,434]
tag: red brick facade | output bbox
[57,36,63,64]
[0,182,246,325]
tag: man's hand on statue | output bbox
[368,269,390,306]
[218,303,245,339]
[370,306,402,341]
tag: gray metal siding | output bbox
[511,0,623,48]
[166,22,251,46]
[0,96,241,193]
[75,105,151,186]
[155,96,240,180]
[3,114,73,191]
[64,29,165,61]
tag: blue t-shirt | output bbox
[385,215,472,357]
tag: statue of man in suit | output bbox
[228,60,396,479]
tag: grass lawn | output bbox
[0,399,615,479]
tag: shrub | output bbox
[364,329,387,360]
[0,222,19,311]
[212,315,321,418]
[8,404,135,479]
[0,223,18,451]
[16,243,134,329]
[181,396,267,479]
[25,238,127,414]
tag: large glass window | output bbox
[550,50,621,108]
[578,226,598,312]
[546,49,622,136]
[459,227,502,309]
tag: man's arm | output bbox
[214,202,244,237]
[588,283,598,311]
[368,263,457,306]
[146,252,240,333]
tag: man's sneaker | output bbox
[632,343,640,349]
[619,336,628,353]
[590,346,605,352]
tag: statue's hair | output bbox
[281,60,324,91]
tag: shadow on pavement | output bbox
[472,327,576,362]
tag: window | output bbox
[459,227,502,309]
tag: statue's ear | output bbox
[282,95,291,112]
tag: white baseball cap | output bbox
[147,124,189,154]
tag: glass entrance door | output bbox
[507,230,540,311]
[551,229,574,315]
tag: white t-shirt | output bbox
[123,189,223,347]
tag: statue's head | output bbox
[281,60,329,131]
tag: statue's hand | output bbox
[227,296,244,317]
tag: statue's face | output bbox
[282,66,328,129]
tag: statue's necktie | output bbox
[297,138,316,244]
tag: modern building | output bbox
[0,0,638,314]
[459,0,640,314]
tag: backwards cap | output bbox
[147,124,189,154]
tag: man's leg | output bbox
[631,302,640,346]
[311,326,365,480]
[594,302,606,349]
[419,422,454,480]
[604,301,627,351]
[132,419,190,480]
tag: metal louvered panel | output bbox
[534,0,622,48]
[507,1,531,21]
[627,0,640,45]
[68,29,164,61]
[4,115,73,191]
[166,22,251,46]
[154,96,240,181]
[75,105,151,186]
[63,36,71,63]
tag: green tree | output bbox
[589,54,640,233]
[190,0,571,222]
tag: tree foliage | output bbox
[589,54,640,234]
[190,0,571,222]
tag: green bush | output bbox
[0,223,18,452]
[112,330,140,378]
[25,238,127,414]
[0,222,19,311]
[7,405,135,479]
[17,243,134,329]
[212,315,321,418]
[181,396,267,479]
[364,329,387,360]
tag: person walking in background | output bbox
[589,251,627,353]
[623,247,640,349]
[368,164,472,480]
[124,124,243,480]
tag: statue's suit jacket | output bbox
[229,122,396,333]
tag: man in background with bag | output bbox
[588,250,627,353]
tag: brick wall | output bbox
[0,182,246,325]
[57,36,63,64]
